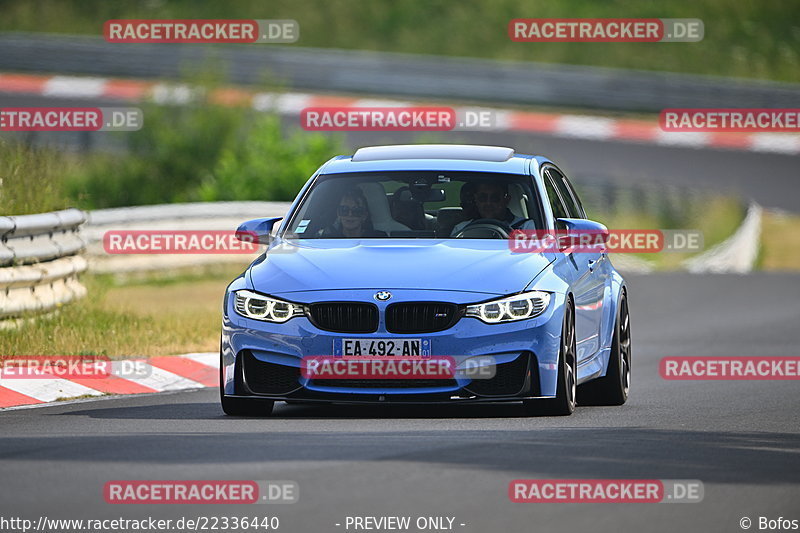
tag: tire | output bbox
[219,349,275,417]
[522,298,577,416]
[578,290,631,406]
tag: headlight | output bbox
[464,291,551,323]
[233,290,305,323]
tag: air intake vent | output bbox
[385,302,461,333]
[307,302,379,333]
[242,351,301,395]
[464,353,529,397]
[311,379,458,389]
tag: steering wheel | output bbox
[454,218,513,239]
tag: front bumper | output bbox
[221,289,566,403]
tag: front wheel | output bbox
[522,298,577,416]
[578,290,631,406]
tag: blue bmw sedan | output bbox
[220,144,630,416]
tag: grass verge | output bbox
[0,141,74,215]
[0,263,248,359]
[594,195,746,270]
[759,210,800,271]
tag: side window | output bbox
[546,168,581,219]
[560,173,587,219]
[543,170,570,222]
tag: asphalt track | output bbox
[1,272,799,533]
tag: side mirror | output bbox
[556,218,608,233]
[555,218,609,253]
[236,217,283,245]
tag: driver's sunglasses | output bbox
[476,192,507,203]
[338,205,367,217]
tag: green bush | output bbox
[67,94,250,208]
[199,114,342,202]
[67,96,343,208]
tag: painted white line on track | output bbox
[0,377,103,402]
[132,363,208,392]
[181,352,219,367]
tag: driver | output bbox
[450,181,535,236]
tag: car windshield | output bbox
[283,171,544,239]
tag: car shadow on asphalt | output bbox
[2,423,799,485]
[52,400,557,420]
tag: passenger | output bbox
[317,187,387,238]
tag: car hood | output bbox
[247,239,553,297]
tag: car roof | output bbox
[353,144,514,162]
[320,144,546,175]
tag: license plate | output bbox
[334,338,431,357]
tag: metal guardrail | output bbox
[84,202,288,274]
[86,201,290,226]
[0,208,87,319]
[1,33,799,112]
[684,203,762,274]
